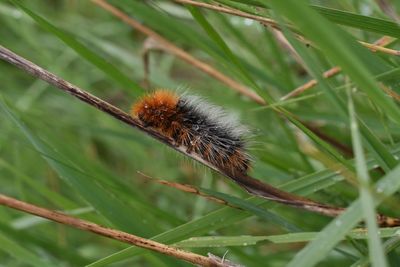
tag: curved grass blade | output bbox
[186,5,264,98]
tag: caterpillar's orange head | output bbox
[131,90,179,128]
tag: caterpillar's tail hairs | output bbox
[0,44,399,228]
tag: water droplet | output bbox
[244,18,253,26]
[12,10,22,18]
[360,4,372,16]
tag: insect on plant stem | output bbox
[0,45,399,227]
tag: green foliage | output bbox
[1,1,400,266]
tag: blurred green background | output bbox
[1,1,400,266]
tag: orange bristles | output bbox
[131,90,251,175]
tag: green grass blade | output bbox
[348,89,387,267]
[0,159,78,209]
[351,234,400,267]
[186,185,300,232]
[176,235,268,247]
[312,5,400,38]
[186,5,266,99]
[357,120,397,171]
[0,230,53,267]
[0,222,88,265]
[175,227,400,247]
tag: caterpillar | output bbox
[131,90,251,175]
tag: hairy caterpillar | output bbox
[131,90,251,175]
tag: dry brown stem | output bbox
[280,66,342,100]
[380,83,400,102]
[0,194,231,267]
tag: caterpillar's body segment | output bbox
[131,90,251,175]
